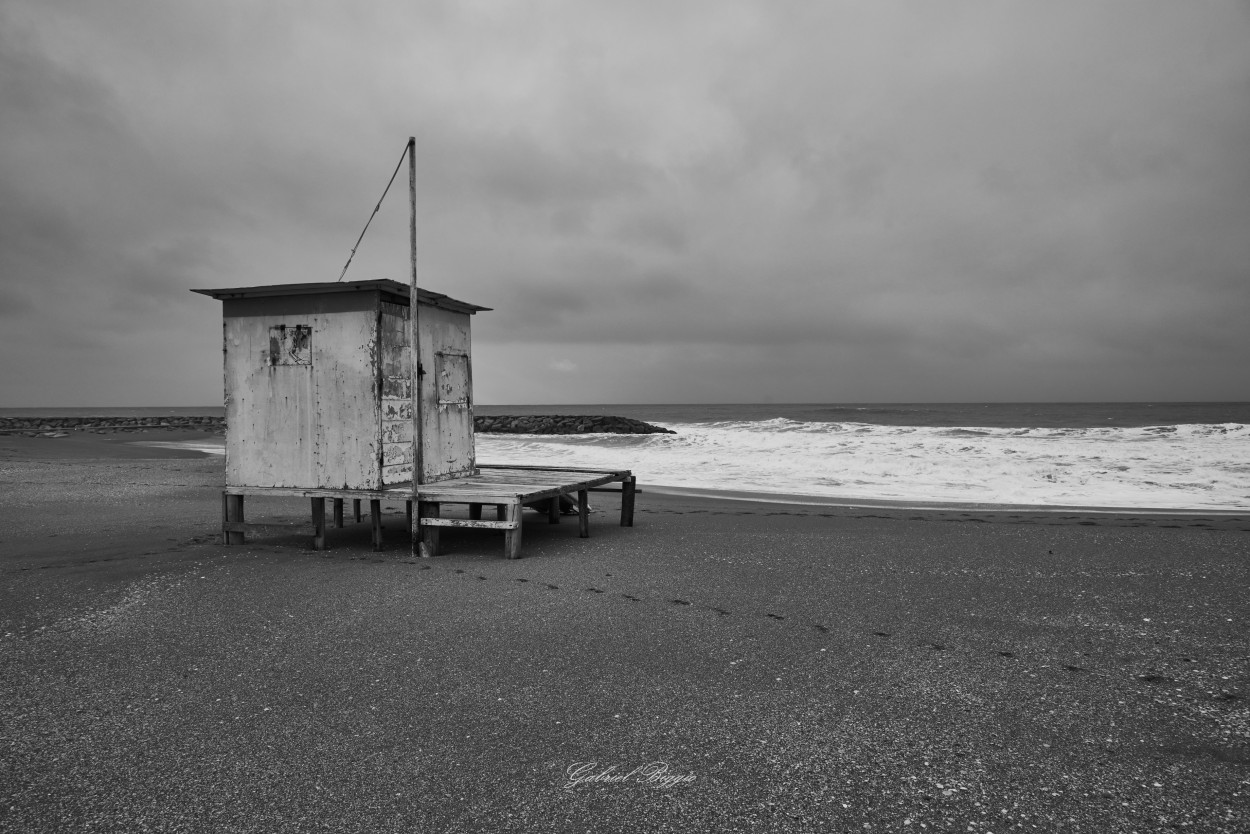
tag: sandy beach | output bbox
[2,432,1247,832]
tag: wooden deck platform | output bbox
[220,464,637,559]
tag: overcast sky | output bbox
[2,1,1248,407]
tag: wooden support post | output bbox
[311,497,326,550]
[354,498,362,523]
[418,501,440,558]
[223,492,245,545]
[578,489,589,538]
[548,496,560,524]
[504,503,523,559]
[371,499,383,552]
[621,475,636,527]
[409,499,419,557]
[495,504,506,521]
[469,503,483,520]
[333,498,344,528]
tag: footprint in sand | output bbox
[1137,674,1174,684]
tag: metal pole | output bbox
[408,137,424,556]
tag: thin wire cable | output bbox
[336,141,411,282]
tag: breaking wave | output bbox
[476,420,1250,511]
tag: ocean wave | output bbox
[476,421,1250,511]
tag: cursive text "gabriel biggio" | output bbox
[564,761,697,790]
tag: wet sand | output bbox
[1,433,1247,832]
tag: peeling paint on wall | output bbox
[379,301,413,485]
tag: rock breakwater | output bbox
[0,414,674,436]
[0,416,227,436]
[474,415,675,435]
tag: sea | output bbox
[474,403,1250,513]
[5,403,1248,512]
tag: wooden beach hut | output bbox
[191,279,485,490]
[192,282,635,558]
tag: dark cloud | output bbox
[1,1,1248,405]
[0,284,34,319]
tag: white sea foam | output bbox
[129,440,226,455]
[476,420,1250,511]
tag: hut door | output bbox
[422,350,474,481]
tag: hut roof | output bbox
[191,279,490,315]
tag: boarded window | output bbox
[268,325,312,366]
[435,352,470,406]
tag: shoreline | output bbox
[647,484,1250,517]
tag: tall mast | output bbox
[408,137,422,552]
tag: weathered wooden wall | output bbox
[379,301,413,485]
[222,293,380,489]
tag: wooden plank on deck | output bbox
[417,517,519,530]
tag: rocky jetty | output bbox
[474,415,675,435]
[0,416,226,436]
[0,414,674,437]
